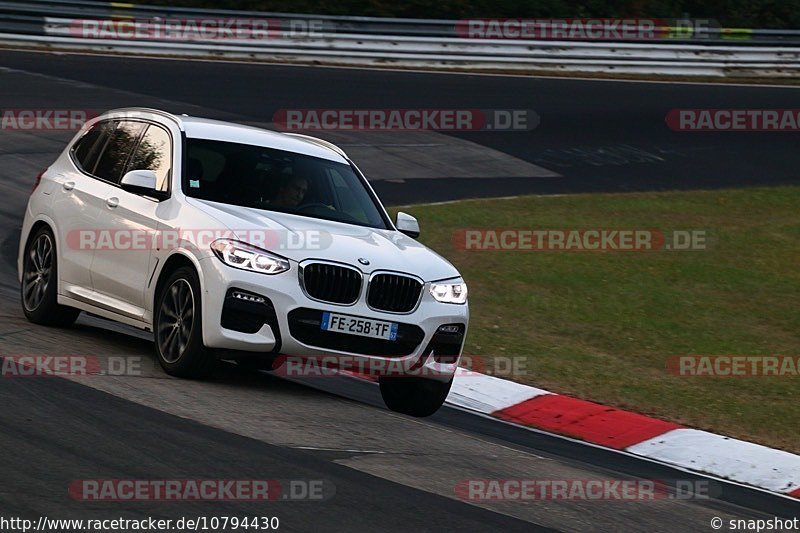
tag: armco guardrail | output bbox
[4,0,800,44]
[0,0,799,77]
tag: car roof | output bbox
[102,108,349,164]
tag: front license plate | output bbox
[321,312,398,341]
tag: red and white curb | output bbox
[445,372,800,499]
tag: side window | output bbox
[129,125,172,192]
[94,121,145,184]
[185,141,228,199]
[72,122,112,174]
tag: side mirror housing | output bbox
[396,212,420,239]
[120,170,167,200]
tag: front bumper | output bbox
[198,256,469,381]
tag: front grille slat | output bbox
[330,264,337,302]
[400,278,411,309]
[337,268,346,302]
[368,273,423,313]
[318,265,324,297]
[326,264,334,301]
[302,262,361,305]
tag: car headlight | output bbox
[210,239,290,275]
[430,281,468,304]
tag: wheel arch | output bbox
[151,251,205,314]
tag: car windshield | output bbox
[183,138,389,229]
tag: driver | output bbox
[270,174,309,208]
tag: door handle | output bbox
[63,181,75,191]
[106,197,119,208]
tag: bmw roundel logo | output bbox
[358,258,370,265]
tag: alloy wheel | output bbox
[22,233,53,312]
[157,279,195,363]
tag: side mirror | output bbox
[396,212,420,239]
[120,170,166,199]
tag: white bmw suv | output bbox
[18,108,468,416]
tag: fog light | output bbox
[232,291,266,304]
[437,324,462,334]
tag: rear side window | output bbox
[72,122,112,174]
[93,121,145,184]
[128,124,172,192]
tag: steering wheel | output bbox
[297,203,362,224]
[296,202,333,212]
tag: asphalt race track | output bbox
[2,51,800,204]
[0,49,799,531]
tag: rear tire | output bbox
[154,266,215,378]
[379,376,453,417]
[20,226,80,327]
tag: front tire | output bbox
[21,226,79,327]
[379,376,453,417]
[154,266,215,378]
